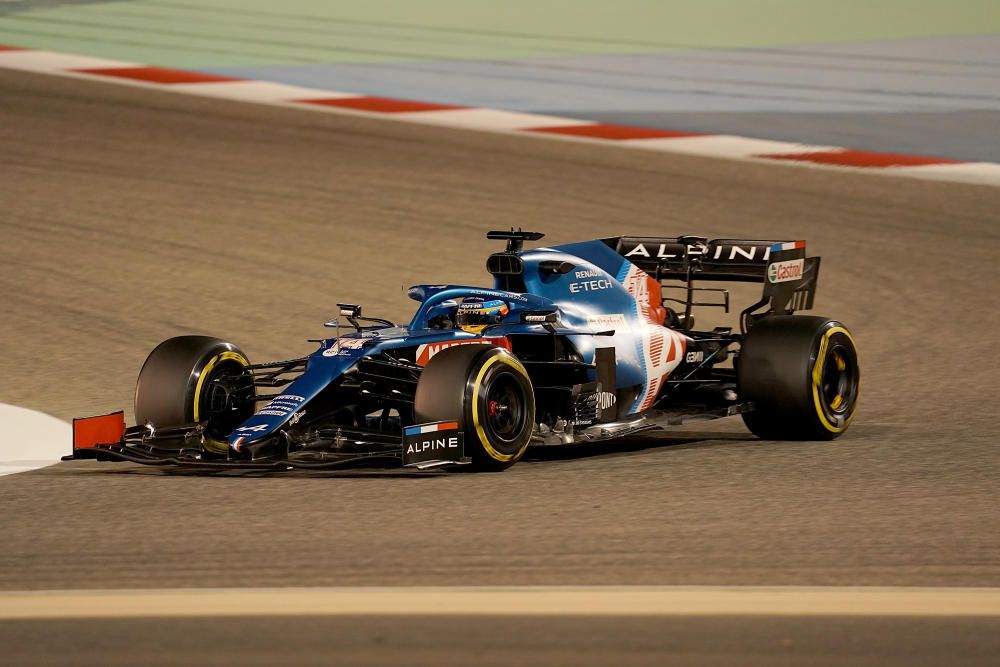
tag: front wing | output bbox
[68,411,469,471]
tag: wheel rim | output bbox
[484,371,527,445]
[199,361,255,441]
[820,341,858,416]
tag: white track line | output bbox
[0,50,136,72]
[2,587,999,619]
[171,80,357,103]
[889,162,1000,186]
[627,135,840,157]
[397,108,594,132]
[0,404,68,476]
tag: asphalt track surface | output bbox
[4,615,1000,667]
[1,69,1000,663]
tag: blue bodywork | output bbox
[229,240,688,449]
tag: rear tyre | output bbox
[738,316,859,440]
[414,344,535,471]
[134,335,255,453]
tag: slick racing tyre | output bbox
[134,336,255,454]
[414,344,535,471]
[737,316,859,440]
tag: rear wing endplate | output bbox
[749,241,822,330]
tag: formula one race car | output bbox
[71,230,859,472]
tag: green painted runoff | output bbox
[1,0,998,68]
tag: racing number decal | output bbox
[622,265,667,326]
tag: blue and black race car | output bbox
[71,230,860,472]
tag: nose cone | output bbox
[229,392,308,450]
[227,337,380,451]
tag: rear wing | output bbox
[603,236,820,331]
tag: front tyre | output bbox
[414,344,535,471]
[738,316,860,440]
[134,336,255,454]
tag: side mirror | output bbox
[326,303,363,331]
[337,303,362,318]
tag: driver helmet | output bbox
[456,298,509,334]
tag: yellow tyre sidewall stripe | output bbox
[193,351,251,453]
[471,352,532,463]
[811,326,859,433]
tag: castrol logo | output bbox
[767,258,804,283]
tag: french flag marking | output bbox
[771,240,806,252]
[404,421,460,436]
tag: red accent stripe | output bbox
[0,45,26,52]
[489,336,513,352]
[760,150,963,168]
[436,421,460,431]
[640,378,661,411]
[528,124,698,141]
[74,67,242,85]
[298,96,465,113]
[73,412,126,450]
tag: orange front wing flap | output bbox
[72,411,126,452]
